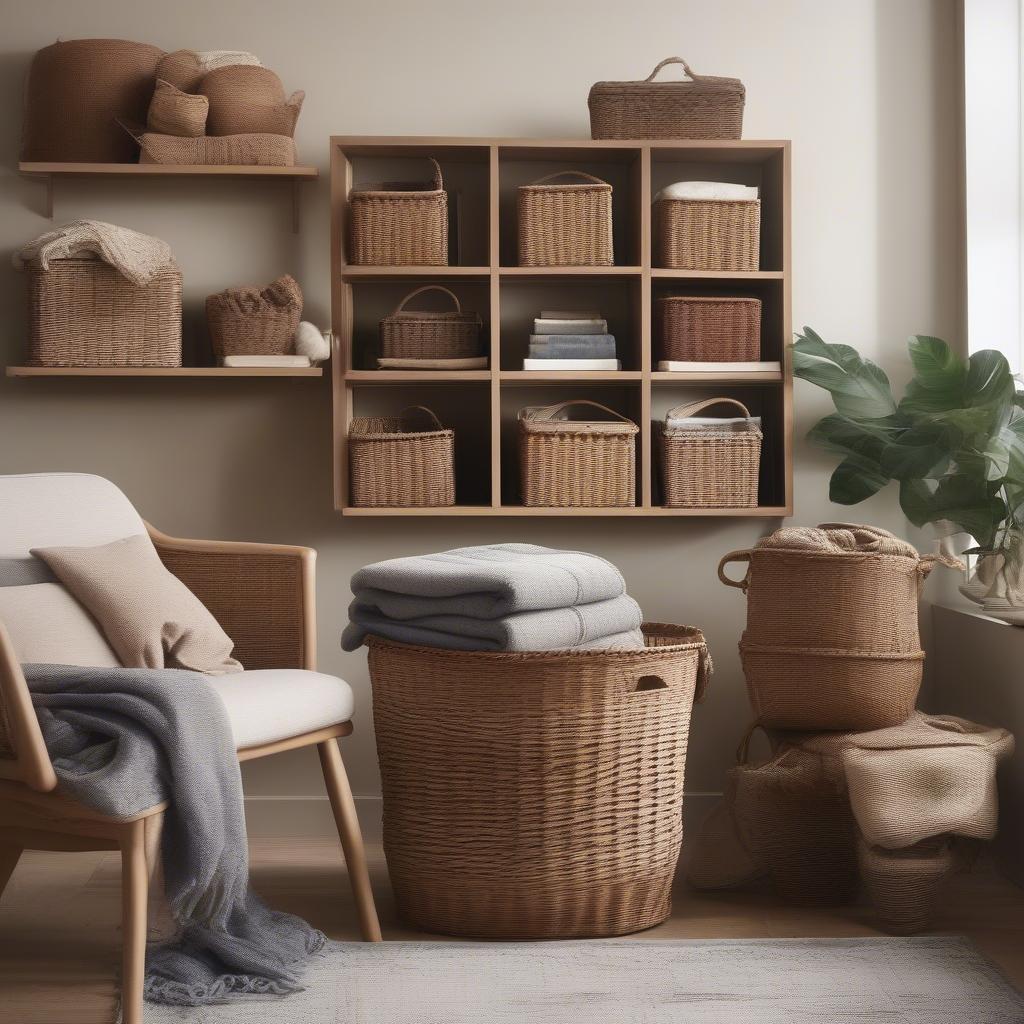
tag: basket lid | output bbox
[350,405,452,439]
[519,171,612,193]
[590,57,744,98]
[520,400,638,435]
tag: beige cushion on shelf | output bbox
[147,79,208,137]
[32,534,242,675]
[155,49,206,94]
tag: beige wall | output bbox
[0,0,960,830]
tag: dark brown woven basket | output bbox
[379,286,482,360]
[368,623,711,938]
[349,405,455,507]
[589,57,744,140]
[24,257,182,367]
[518,172,613,267]
[654,198,760,271]
[206,275,303,359]
[656,296,761,362]
[519,400,637,507]
[349,158,448,266]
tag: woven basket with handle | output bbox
[655,195,760,271]
[656,296,761,362]
[379,286,482,360]
[589,57,745,140]
[518,171,613,267]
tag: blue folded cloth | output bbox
[529,334,617,358]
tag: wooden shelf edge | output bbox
[500,371,643,381]
[18,162,319,179]
[650,269,784,280]
[6,366,324,378]
[341,266,490,279]
[651,371,783,383]
[344,370,491,382]
[340,504,791,517]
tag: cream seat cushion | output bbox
[206,670,354,749]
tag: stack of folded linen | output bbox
[341,543,644,652]
[524,310,619,371]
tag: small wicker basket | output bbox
[659,398,761,508]
[589,57,745,140]
[379,286,482,360]
[519,400,637,507]
[24,257,182,367]
[349,405,455,508]
[656,296,761,362]
[654,197,760,271]
[349,157,448,266]
[518,171,613,267]
[205,274,303,359]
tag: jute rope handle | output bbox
[525,400,635,424]
[666,397,754,423]
[399,405,444,431]
[644,57,701,83]
[394,285,461,315]
[425,157,443,190]
[717,550,753,591]
[528,171,611,188]
[736,721,766,764]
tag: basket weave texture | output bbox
[199,66,303,137]
[656,296,761,362]
[146,79,208,137]
[25,257,182,367]
[368,623,711,938]
[589,57,745,140]
[655,198,760,271]
[379,286,482,360]
[137,132,296,166]
[349,406,455,508]
[349,158,448,266]
[205,275,303,358]
[519,400,637,507]
[518,172,613,267]
[660,398,761,508]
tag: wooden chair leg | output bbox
[317,738,382,942]
[119,819,149,1024]
[0,844,22,902]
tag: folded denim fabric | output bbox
[529,334,617,358]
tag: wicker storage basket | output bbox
[138,132,296,166]
[659,398,761,508]
[379,286,482,360]
[518,172,613,267]
[206,275,303,359]
[349,406,455,508]
[368,623,711,938]
[519,400,637,507]
[24,257,182,367]
[655,197,760,271]
[656,296,761,362]
[349,158,448,266]
[589,57,745,140]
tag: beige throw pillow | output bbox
[147,79,208,137]
[32,534,243,675]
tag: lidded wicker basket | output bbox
[518,172,613,267]
[379,286,482,360]
[348,405,455,508]
[205,274,303,359]
[589,57,745,140]
[368,623,712,938]
[655,196,760,271]
[656,296,761,363]
[349,157,448,266]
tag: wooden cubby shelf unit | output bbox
[331,136,792,518]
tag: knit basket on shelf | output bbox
[589,57,745,140]
[368,623,712,938]
[23,257,182,367]
[659,398,761,509]
[205,274,303,359]
[348,406,455,508]
[654,196,760,271]
[519,400,637,507]
[656,296,761,362]
[349,157,448,266]
[379,286,482,360]
[518,172,613,267]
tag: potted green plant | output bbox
[792,328,1024,620]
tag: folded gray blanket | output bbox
[529,334,617,358]
[25,664,323,1006]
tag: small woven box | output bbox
[518,172,613,267]
[655,197,760,272]
[656,296,761,362]
[380,286,482,360]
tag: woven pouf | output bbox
[368,624,710,938]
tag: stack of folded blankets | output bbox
[341,543,644,651]
[524,310,619,370]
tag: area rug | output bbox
[144,936,1024,1023]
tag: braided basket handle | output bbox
[667,397,754,423]
[718,550,752,591]
[394,285,462,314]
[399,405,444,431]
[644,57,700,82]
[528,170,611,188]
[523,400,635,425]
[425,157,443,190]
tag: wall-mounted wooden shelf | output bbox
[330,136,792,518]
[6,366,323,378]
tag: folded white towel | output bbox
[666,415,762,432]
[654,181,759,203]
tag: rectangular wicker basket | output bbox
[654,198,760,271]
[349,157,448,266]
[519,400,637,507]
[379,285,482,360]
[589,57,745,140]
[656,296,761,362]
[518,172,613,267]
[349,406,455,508]
[24,257,182,367]
[659,398,761,508]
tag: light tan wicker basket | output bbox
[24,257,182,367]
[656,296,761,362]
[205,274,303,359]
[379,286,482,361]
[368,622,712,938]
[348,405,455,508]
[349,157,448,266]
[589,57,745,140]
[519,400,637,507]
[659,398,761,508]
[654,197,760,271]
[518,171,613,267]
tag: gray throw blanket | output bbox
[24,663,324,1006]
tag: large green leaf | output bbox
[923,476,1006,547]
[806,413,893,462]
[792,329,897,419]
[899,340,1013,416]
[879,421,954,480]
[829,455,891,504]
[965,349,1015,407]
[899,478,935,528]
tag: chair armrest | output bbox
[147,525,317,671]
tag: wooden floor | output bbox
[1,839,1022,1023]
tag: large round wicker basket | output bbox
[368,623,711,938]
